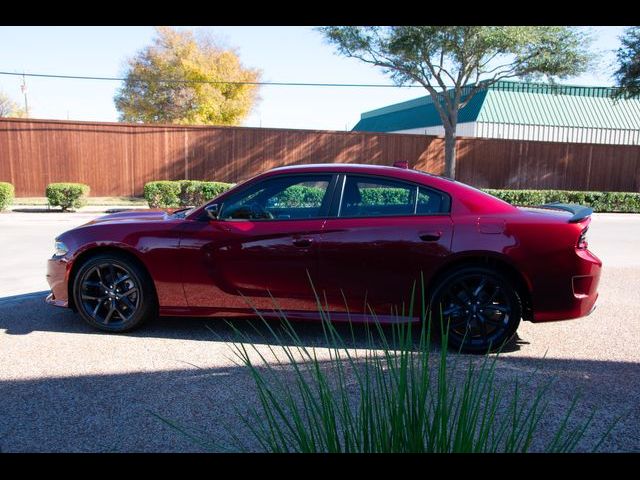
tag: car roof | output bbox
[269,163,434,175]
[264,163,453,186]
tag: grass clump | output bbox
[154,283,618,453]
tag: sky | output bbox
[0,26,630,131]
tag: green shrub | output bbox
[144,180,234,208]
[361,187,410,205]
[144,181,181,208]
[483,189,640,213]
[178,180,235,207]
[45,183,90,212]
[0,182,14,211]
[272,185,326,208]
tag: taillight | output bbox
[577,227,588,249]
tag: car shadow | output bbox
[0,290,528,353]
[1,293,637,452]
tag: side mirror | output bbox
[205,203,219,220]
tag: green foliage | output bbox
[0,92,27,118]
[270,185,326,208]
[45,183,90,212]
[484,189,640,213]
[114,26,261,125]
[144,180,234,208]
[0,91,27,118]
[178,180,235,207]
[0,182,15,211]
[613,26,640,99]
[228,319,602,452]
[143,182,640,213]
[143,181,181,208]
[320,26,593,89]
[361,187,410,205]
[154,282,616,452]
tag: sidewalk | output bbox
[8,204,150,214]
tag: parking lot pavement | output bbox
[0,211,639,452]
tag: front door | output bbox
[180,173,337,315]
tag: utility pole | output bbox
[20,73,29,118]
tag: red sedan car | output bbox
[46,163,601,353]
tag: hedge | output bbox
[0,182,14,211]
[142,180,640,214]
[45,183,90,211]
[144,180,235,208]
[483,189,640,213]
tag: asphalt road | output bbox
[0,211,639,452]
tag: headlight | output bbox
[54,240,69,257]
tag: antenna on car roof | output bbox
[393,161,409,169]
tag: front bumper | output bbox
[45,291,68,308]
[46,256,70,308]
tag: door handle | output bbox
[419,232,441,242]
[293,237,313,247]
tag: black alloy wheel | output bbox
[73,253,157,332]
[430,266,521,354]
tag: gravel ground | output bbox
[0,211,638,452]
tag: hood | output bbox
[82,209,173,226]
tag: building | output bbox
[352,81,640,145]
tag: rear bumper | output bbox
[531,248,601,322]
[46,256,70,308]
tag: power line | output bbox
[0,70,425,88]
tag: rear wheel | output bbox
[429,266,521,354]
[72,253,157,332]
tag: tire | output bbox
[429,266,521,354]
[72,252,157,332]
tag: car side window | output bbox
[416,186,448,214]
[339,176,416,218]
[219,175,332,221]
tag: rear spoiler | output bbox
[536,202,593,223]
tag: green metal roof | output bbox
[352,80,640,132]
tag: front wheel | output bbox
[429,266,522,354]
[72,253,157,332]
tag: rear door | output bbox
[317,174,453,319]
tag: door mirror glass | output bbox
[205,203,219,220]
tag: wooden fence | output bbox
[1,117,639,196]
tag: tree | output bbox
[114,26,261,125]
[0,91,27,118]
[319,26,593,178]
[613,26,640,99]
